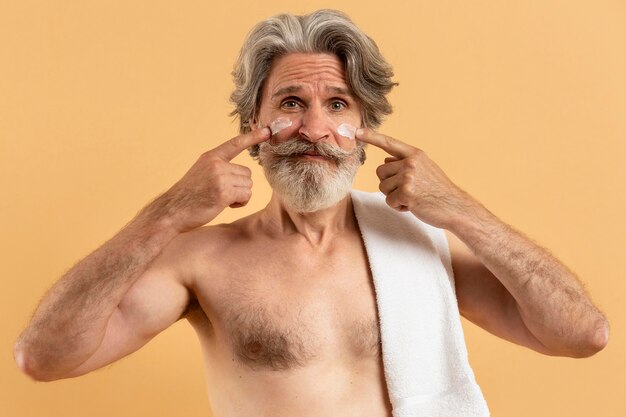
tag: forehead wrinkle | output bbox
[272,64,346,86]
[268,57,347,90]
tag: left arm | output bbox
[444,215,608,358]
[357,128,610,358]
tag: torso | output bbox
[181,209,393,417]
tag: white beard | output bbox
[258,140,364,213]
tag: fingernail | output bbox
[356,128,364,136]
[261,127,271,136]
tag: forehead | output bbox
[263,53,350,97]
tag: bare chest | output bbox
[192,235,381,372]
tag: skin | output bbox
[355,128,610,357]
[14,52,609,416]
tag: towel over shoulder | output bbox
[351,190,490,417]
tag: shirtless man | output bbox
[14,9,609,417]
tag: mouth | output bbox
[297,152,332,161]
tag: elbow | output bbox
[13,341,61,382]
[587,317,610,355]
[569,317,610,359]
[14,342,40,381]
[543,316,610,359]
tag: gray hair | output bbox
[229,9,398,156]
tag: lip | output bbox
[298,153,330,161]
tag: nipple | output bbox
[269,117,293,135]
[337,123,357,141]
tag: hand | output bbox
[145,128,271,233]
[356,128,476,229]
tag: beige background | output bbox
[2,1,624,416]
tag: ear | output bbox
[249,116,258,131]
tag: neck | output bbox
[260,192,357,246]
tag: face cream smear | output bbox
[337,123,357,140]
[269,117,293,135]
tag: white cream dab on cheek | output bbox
[337,123,357,140]
[269,117,293,135]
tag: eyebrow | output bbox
[271,85,353,100]
[271,85,302,100]
[326,86,351,96]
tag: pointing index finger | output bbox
[356,128,416,159]
[214,127,271,161]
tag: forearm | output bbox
[450,201,609,357]
[15,199,180,376]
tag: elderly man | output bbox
[15,9,608,417]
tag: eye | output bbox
[330,101,346,111]
[281,99,301,109]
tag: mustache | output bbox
[262,137,360,162]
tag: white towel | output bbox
[351,190,490,417]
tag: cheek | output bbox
[334,122,358,150]
[267,116,299,144]
[336,123,357,140]
[269,117,292,134]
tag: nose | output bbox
[298,105,332,143]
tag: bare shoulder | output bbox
[174,214,257,253]
[159,213,260,282]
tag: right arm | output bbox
[13,127,271,381]
[14,212,182,381]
